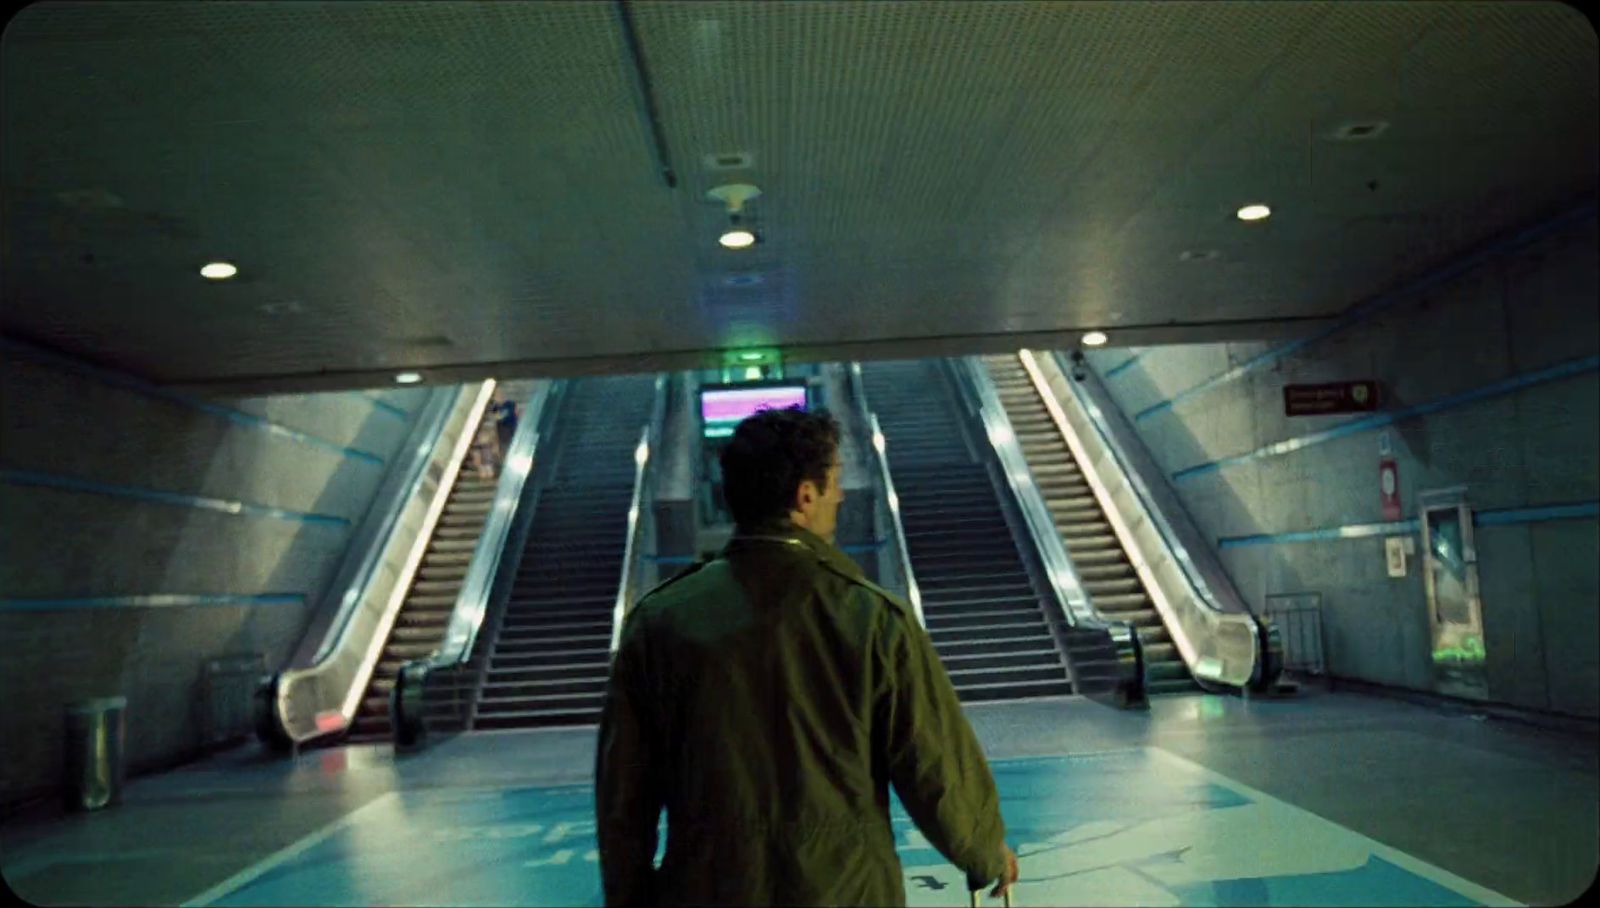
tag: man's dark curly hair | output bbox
[720,405,841,529]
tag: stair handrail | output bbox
[390,380,567,749]
[1031,349,1275,690]
[259,380,495,749]
[845,362,924,628]
[612,374,670,654]
[945,356,1144,705]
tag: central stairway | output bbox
[860,359,1075,703]
[471,374,658,729]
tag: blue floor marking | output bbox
[202,748,1511,907]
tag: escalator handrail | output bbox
[307,385,462,666]
[427,380,559,670]
[1045,350,1256,621]
[612,374,670,654]
[953,356,1101,628]
[1035,349,1269,689]
[846,362,924,627]
[269,380,495,747]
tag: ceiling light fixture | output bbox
[1236,204,1272,222]
[394,372,422,384]
[1082,331,1109,347]
[719,229,756,249]
[708,182,762,251]
[200,261,238,280]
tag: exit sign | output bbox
[1283,380,1382,416]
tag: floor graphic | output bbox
[190,747,1519,907]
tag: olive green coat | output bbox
[595,521,1008,906]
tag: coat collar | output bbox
[724,519,864,581]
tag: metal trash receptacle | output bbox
[64,696,127,811]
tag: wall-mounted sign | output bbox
[1283,380,1382,416]
[1379,457,1401,520]
[1385,536,1408,577]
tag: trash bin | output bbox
[64,696,127,812]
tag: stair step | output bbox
[1100,608,1162,627]
[1083,577,1143,595]
[488,662,612,682]
[924,602,1042,621]
[1141,641,1180,662]
[481,677,608,697]
[1093,592,1149,610]
[494,647,613,667]
[498,621,615,638]
[935,634,1059,658]
[388,625,447,644]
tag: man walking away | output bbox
[595,405,1020,906]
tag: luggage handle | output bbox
[968,888,1013,907]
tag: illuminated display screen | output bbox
[700,384,808,438]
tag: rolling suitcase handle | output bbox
[968,887,1013,907]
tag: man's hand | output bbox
[990,844,1020,898]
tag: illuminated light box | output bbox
[700,383,808,439]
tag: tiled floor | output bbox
[2,687,1595,906]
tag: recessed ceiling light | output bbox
[1236,204,1271,222]
[394,372,422,384]
[1082,331,1109,347]
[719,229,756,249]
[200,261,238,280]
[1332,120,1389,141]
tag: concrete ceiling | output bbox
[2,0,1595,394]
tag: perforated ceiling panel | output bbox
[1,1,1594,391]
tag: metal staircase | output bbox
[348,473,500,741]
[860,360,1075,703]
[983,353,1197,695]
[471,375,657,729]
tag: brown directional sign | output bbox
[1283,380,1382,416]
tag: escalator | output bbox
[983,353,1197,695]
[346,451,503,741]
[471,374,658,729]
[860,360,1075,703]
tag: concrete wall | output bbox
[0,342,427,807]
[1082,208,1598,717]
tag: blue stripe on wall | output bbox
[1476,501,1600,527]
[0,594,306,612]
[0,469,351,526]
[1134,199,1598,423]
[1218,501,1599,548]
[361,392,410,420]
[1103,352,1146,379]
[1173,353,1600,482]
[1,338,385,465]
